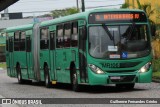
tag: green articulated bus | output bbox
[5,9,152,91]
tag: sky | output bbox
[0,0,125,17]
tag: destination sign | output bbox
[89,12,147,24]
[95,13,140,21]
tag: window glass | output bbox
[64,23,71,47]
[40,28,49,49]
[41,29,48,39]
[89,25,150,59]
[9,37,13,52]
[56,25,63,48]
[14,32,20,51]
[6,34,8,51]
[26,37,31,52]
[19,31,25,51]
[14,32,19,39]
[21,32,25,39]
[71,22,78,47]
[50,32,55,50]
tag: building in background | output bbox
[125,0,160,25]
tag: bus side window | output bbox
[9,37,13,52]
[19,31,25,51]
[50,32,55,50]
[26,37,31,52]
[79,26,86,51]
[64,23,71,47]
[6,35,8,51]
[40,28,49,50]
[71,22,78,47]
[14,32,20,51]
[56,25,63,48]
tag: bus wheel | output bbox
[116,83,135,90]
[44,66,52,88]
[16,65,24,84]
[72,71,80,92]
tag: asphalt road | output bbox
[0,69,160,107]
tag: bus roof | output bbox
[5,23,34,32]
[5,8,146,31]
[88,8,144,13]
[40,11,88,27]
[40,8,145,27]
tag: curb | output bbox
[152,79,160,83]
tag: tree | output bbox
[136,0,155,21]
[121,0,156,36]
[136,0,141,9]
[120,2,129,8]
[156,7,160,23]
[51,7,80,18]
[136,0,156,36]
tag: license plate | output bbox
[110,76,121,80]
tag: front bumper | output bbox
[87,68,152,85]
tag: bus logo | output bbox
[100,63,120,68]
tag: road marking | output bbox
[0,95,20,107]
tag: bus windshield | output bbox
[89,24,151,59]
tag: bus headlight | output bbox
[88,64,104,74]
[138,62,151,73]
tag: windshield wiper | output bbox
[102,24,113,40]
[112,30,115,46]
[127,23,136,40]
[102,24,116,46]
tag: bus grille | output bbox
[110,75,135,83]
[119,62,141,68]
[106,70,136,73]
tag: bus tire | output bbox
[44,66,52,88]
[16,65,24,84]
[72,71,80,92]
[116,83,135,90]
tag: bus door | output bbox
[49,30,57,80]
[63,23,73,83]
[55,24,64,82]
[26,36,33,79]
[8,37,14,76]
[78,25,87,83]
